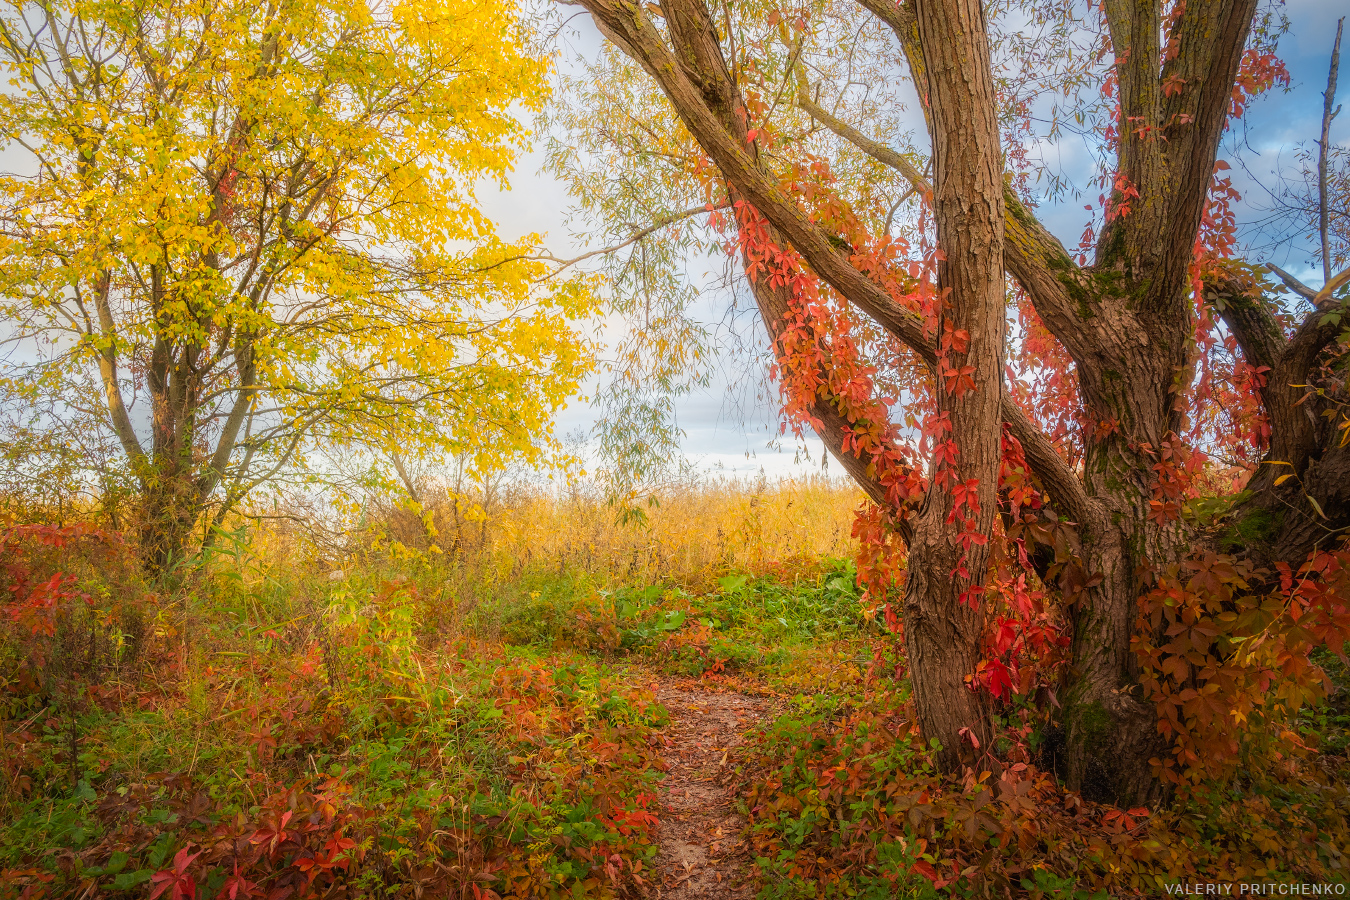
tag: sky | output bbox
[477,0,1350,482]
[475,13,837,481]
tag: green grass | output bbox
[1301,644,1350,758]
[470,558,885,695]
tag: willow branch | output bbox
[517,203,729,271]
[794,65,931,195]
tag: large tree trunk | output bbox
[138,297,208,575]
[1052,289,1196,804]
[902,0,1007,770]
[1047,0,1261,805]
[1064,450,1183,804]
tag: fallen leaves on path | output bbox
[653,681,769,899]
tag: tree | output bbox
[556,0,1350,805]
[0,0,598,571]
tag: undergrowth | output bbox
[3,514,1349,898]
[739,687,1350,898]
[1,525,671,899]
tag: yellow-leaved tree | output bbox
[0,0,597,570]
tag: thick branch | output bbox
[1100,0,1258,309]
[794,78,930,194]
[197,341,257,500]
[1267,263,1318,302]
[847,0,1098,367]
[1000,190,1091,360]
[1206,268,1285,373]
[578,0,933,355]
[1002,401,1098,528]
[91,274,149,476]
[1206,264,1343,506]
[1100,0,1163,267]
[746,265,917,542]
[914,0,1007,543]
[1285,294,1346,381]
[1158,0,1258,292]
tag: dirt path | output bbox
[651,682,768,899]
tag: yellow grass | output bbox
[370,473,864,589]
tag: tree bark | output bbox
[902,0,1007,770]
[138,461,201,574]
[1207,269,1350,572]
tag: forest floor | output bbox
[4,545,1349,898]
[653,681,770,899]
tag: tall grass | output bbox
[360,472,863,592]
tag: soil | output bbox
[650,681,770,899]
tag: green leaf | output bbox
[111,870,153,891]
[718,574,748,592]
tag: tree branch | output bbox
[1285,289,1347,379]
[1002,400,1098,528]
[1206,267,1285,374]
[90,273,149,477]
[793,69,931,194]
[1267,263,1318,302]
[1206,263,1343,510]
[572,0,1099,527]
[1319,18,1345,283]
[503,203,730,273]
[197,341,258,500]
[574,0,934,355]
[746,267,918,543]
[847,0,1098,367]
[1130,0,1256,309]
[1099,0,1163,268]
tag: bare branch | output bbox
[793,64,931,195]
[512,203,729,272]
[1319,18,1345,283]
[1267,263,1318,302]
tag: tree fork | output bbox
[566,0,1349,810]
